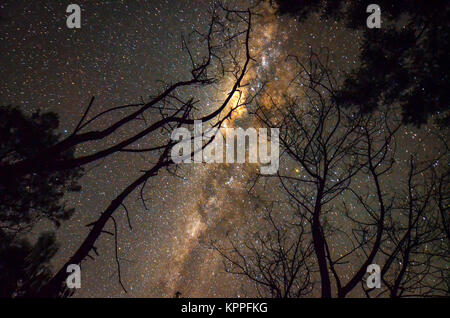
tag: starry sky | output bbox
[0,0,445,297]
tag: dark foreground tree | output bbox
[273,0,450,126]
[213,204,315,297]
[1,3,256,297]
[37,5,255,297]
[217,49,449,297]
[0,106,82,231]
[0,230,58,297]
[0,107,82,297]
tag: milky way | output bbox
[1,0,444,297]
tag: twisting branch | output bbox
[38,4,255,297]
[242,47,448,298]
[110,216,126,293]
[212,203,314,298]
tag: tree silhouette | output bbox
[0,106,81,297]
[273,0,450,126]
[374,157,449,297]
[218,49,449,297]
[0,106,82,232]
[36,5,255,297]
[1,3,255,297]
[0,230,58,297]
[212,204,315,297]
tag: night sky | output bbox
[0,1,445,297]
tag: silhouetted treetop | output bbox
[0,229,58,297]
[273,0,450,125]
[0,106,82,230]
